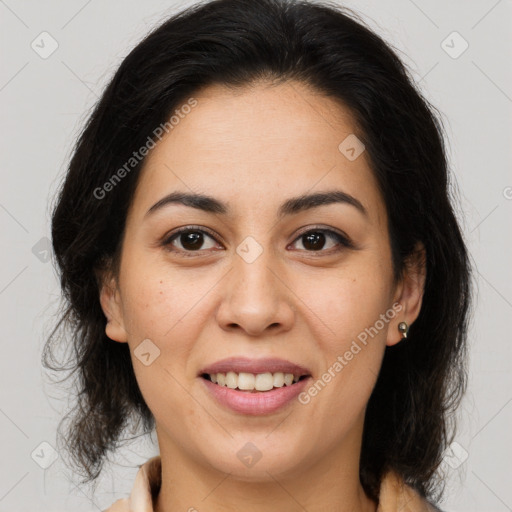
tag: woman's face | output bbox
[101,81,422,481]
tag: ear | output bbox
[387,242,426,347]
[96,267,129,343]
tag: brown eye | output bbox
[162,225,353,257]
[162,227,220,256]
[291,229,353,253]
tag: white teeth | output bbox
[273,372,285,388]
[225,371,237,389]
[255,373,274,391]
[283,373,294,386]
[237,372,255,390]
[206,371,304,391]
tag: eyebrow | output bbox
[145,189,368,219]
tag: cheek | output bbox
[119,258,206,340]
[119,258,218,385]
[293,261,392,413]
[296,262,393,349]
[120,269,206,428]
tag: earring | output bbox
[398,321,409,339]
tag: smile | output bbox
[202,371,307,392]
[200,376,311,415]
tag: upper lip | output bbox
[199,357,311,376]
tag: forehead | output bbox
[129,81,386,226]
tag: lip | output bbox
[200,375,311,415]
[198,357,312,416]
[198,357,311,376]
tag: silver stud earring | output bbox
[398,321,409,339]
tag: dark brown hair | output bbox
[43,0,473,504]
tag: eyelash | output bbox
[161,225,354,258]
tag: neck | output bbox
[154,427,377,512]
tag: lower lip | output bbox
[200,377,311,415]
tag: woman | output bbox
[44,0,472,510]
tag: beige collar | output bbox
[104,456,441,512]
[377,470,441,512]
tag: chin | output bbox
[198,432,310,481]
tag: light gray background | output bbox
[1,0,511,510]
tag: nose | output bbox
[215,244,295,337]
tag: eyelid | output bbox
[161,224,354,255]
[161,224,222,248]
[292,225,354,249]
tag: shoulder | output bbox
[103,497,129,512]
[378,471,444,512]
